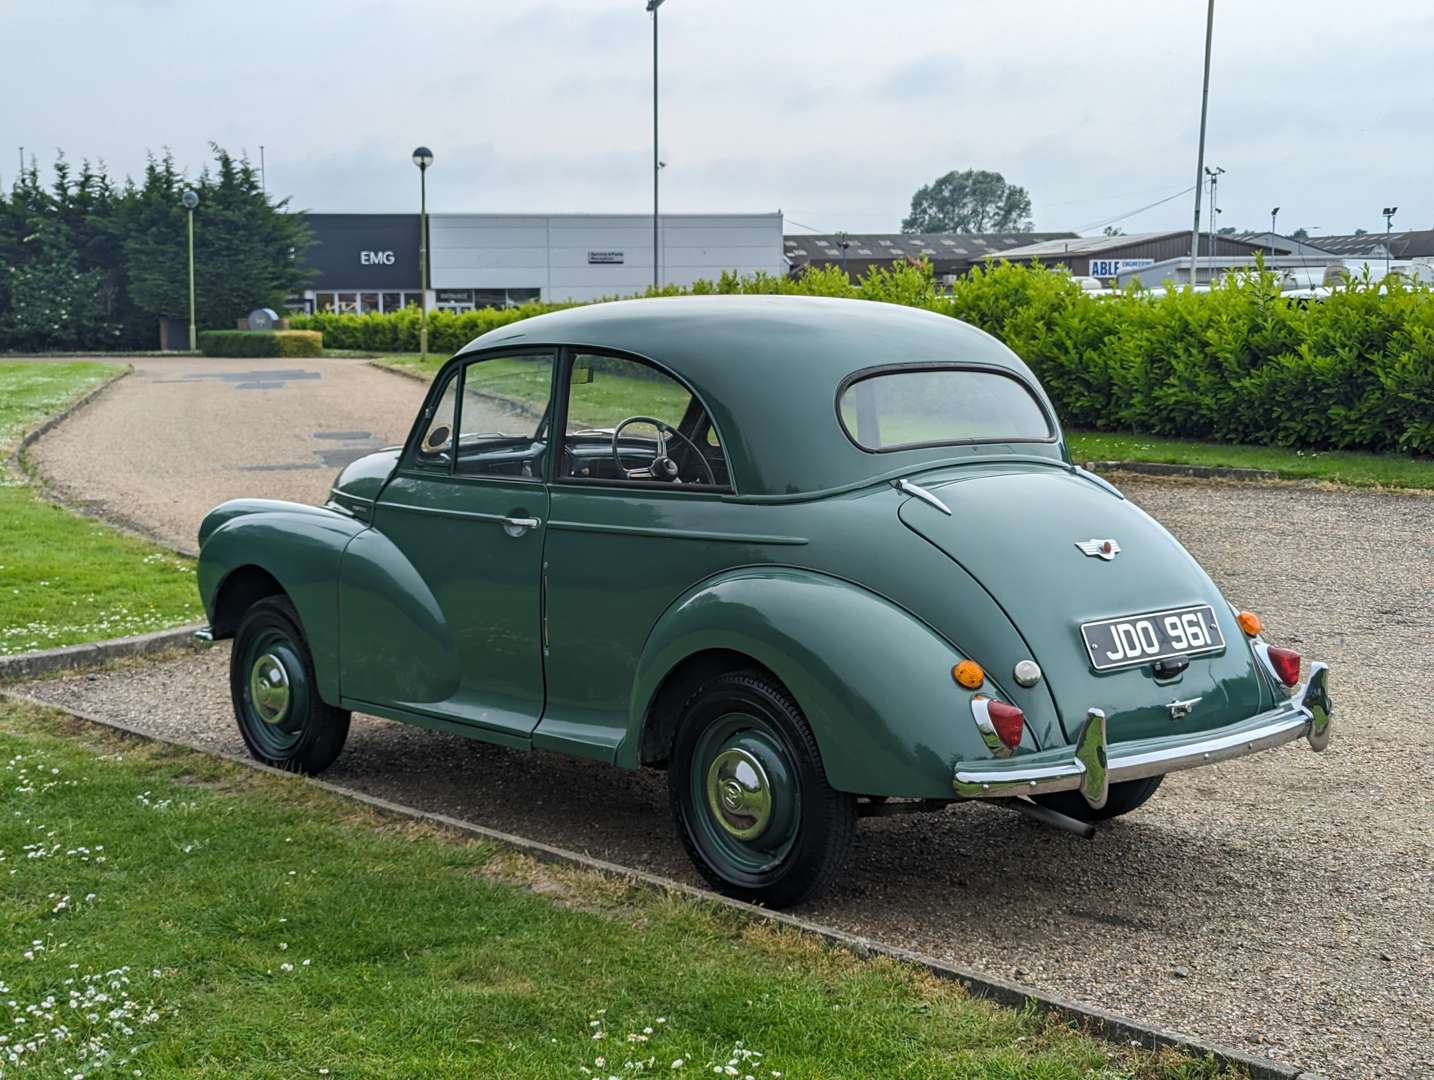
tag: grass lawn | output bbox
[364,351,1434,490]
[0,362,201,656]
[1067,430,1434,490]
[0,701,1232,1079]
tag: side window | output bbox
[453,351,555,479]
[559,353,729,489]
[415,374,459,468]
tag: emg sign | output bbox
[361,250,396,265]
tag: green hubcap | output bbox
[706,747,772,840]
[689,713,800,879]
[249,653,292,728]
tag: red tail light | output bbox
[1267,646,1301,687]
[986,700,1026,750]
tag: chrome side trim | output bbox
[953,662,1330,803]
[891,478,952,516]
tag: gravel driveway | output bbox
[26,355,428,553]
[15,361,1434,1077]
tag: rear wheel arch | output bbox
[639,648,782,768]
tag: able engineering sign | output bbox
[1089,258,1154,278]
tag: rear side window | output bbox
[838,367,1051,451]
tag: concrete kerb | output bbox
[1084,460,1282,483]
[0,687,1324,1080]
[0,625,207,682]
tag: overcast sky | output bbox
[4,1,1431,238]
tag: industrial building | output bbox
[996,231,1279,280]
[783,231,1077,283]
[293,211,785,313]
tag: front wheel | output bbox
[1034,774,1163,822]
[230,596,350,774]
[668,670,855,908]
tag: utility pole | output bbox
[647,0,666,292]
[1189,0,1216,285]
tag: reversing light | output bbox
[1266,645,1301,687]
[1237,610,1263,637]
[953,660,985,689]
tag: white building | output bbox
[296,211,784,313]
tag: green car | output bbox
[196,296,1331,907]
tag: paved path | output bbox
[16,361,1434,1077]
[27,356,428,553]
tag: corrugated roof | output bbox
[784,231,1077,263]
[1301,230,1434,257]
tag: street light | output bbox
[1270,206,1280,239]
[1204,165,1224,280]
[647,0,666,291]
[834,230,851,277]
[1188,0,1216,283]
[1382,206,1398,275]
[181,188,199,352]
[412,146,434,364]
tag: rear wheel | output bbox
[230,596,350,775]
[668,670,855,908]
[1034,774,1163,822]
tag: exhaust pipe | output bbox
[1008,797,1097,839]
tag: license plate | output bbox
[1080,604,1225,671]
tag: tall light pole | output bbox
[182,188,199,352]
[412,146,434,364]
[1204,165,1224,281]
[647,0,666,292]
[1382,206,1398,275]
[1270,206,1279,239]
[1189,0,1216,284]
[834,230,850,278]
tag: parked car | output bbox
[196,296,1332,907]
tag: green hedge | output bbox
[291,262,1434,455]
[198,329,323,358]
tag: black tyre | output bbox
[1034,774,1163,822]
[230,596,350,775]
[668,670,856,908]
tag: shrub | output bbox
[291,261,1434,457]
[197,329,323,357]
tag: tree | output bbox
[1217,226,1237,235]
[1291,227,1310,241]
[1102,225,1125,237]
[901,169,1033,234]
[1353,227,1369,237]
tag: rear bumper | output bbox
[952,662,1331,808]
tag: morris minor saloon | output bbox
[196,296,1332,907]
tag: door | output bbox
[338,349,556,742]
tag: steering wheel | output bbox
[611,416,716,485]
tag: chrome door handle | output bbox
[500,515,540,536]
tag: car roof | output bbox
[461,295,1061,497]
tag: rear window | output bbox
[838,367,1052,451]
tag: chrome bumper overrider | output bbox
[953,662,1331,809]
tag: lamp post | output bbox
[412,146,434,364]
[1270,206,1279,240]
[1203,165,1224,281]
[646,0,666,291]
[834,230,850,278]
[1382,206,1398,275]
[1189,0,1216,284]
[181,188,199,352]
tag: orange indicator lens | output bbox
[953,660,985,689]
